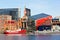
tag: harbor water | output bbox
[0,34,60,40]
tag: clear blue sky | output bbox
[0,0,60,17]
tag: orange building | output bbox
[17,18,22,28]
[0,15,12,30]
[4,20,18,30]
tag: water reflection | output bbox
[36,35,52,40]
[0,34,60,40]
[28,35,36,40]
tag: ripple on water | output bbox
[0,34,60,40]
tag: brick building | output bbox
[4,20,18,30]
[0,15,12,28]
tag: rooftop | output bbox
[30,13,51,20]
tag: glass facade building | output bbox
[0,8,20,20]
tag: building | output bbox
[21,8,31,29]
[0,15,12,21]
[24,8,31,17]
[52,16,60,25]
[30,13,52,31]
[52,17,60,31]
[0,15,12,28]
[17,18,22,28]
[0,8,20,20]
[4,20,17,30]
[21,8,52,31]
[52,18,59,25]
